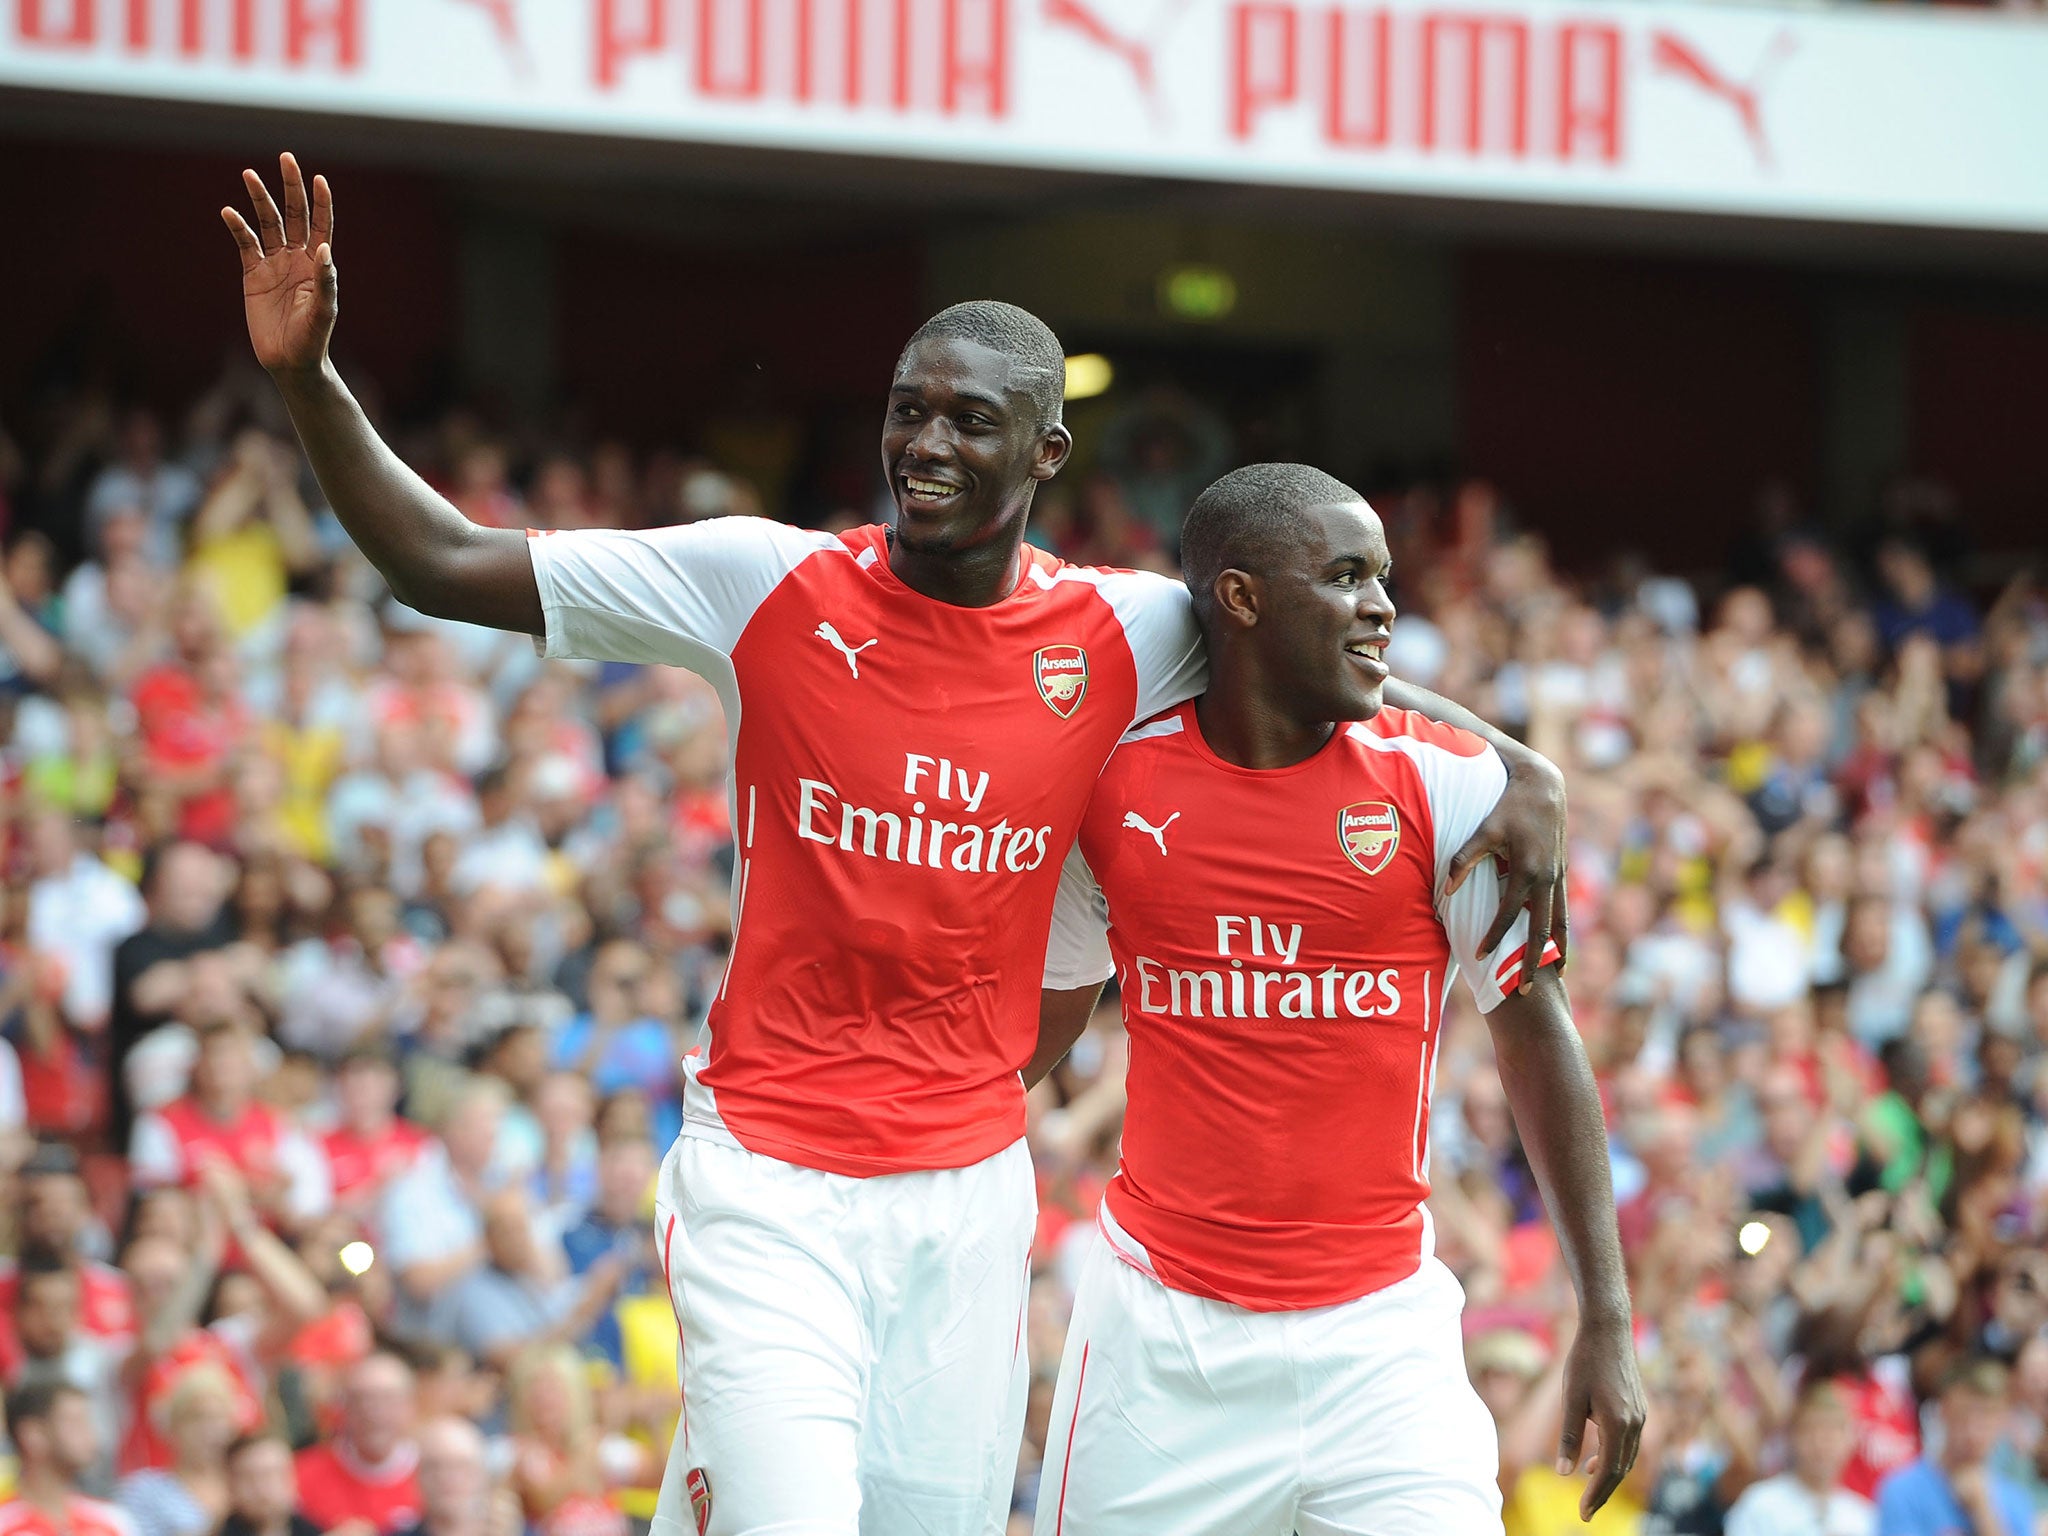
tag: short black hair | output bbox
[899,301,1066,429]
[5,1379,81,1434]
[1180,463,1365,624]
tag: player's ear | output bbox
[1213,569,1259,628]
[1030,423,1074,482]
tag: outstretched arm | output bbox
[223,154,540,632]
[1384,678,1569,991]
[1485,968,1645,1519]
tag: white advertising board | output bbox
[4,0,2047,231]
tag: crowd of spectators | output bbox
[0,358,2043,1536]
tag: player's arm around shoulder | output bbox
[1383,676,1571,990]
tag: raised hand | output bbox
[222,152,336,376]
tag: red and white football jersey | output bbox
[528,519,1201,1176]
[1045,702,1561,1311]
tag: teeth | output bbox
[905,477,958,498]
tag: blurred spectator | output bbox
[377,1078,507,1338]
[185,431,319,648]
[22,809,146,1032]
[549,943,680,1150]
[219,1433,320,1536]
[115,1360,240,1536]
[1726,1380,1874,1536]
[320,1050,429,1218]
[1874,1357,2033,1536]
[505,1345,627,1536]
[396,1417,513,1536]
[4,1252,125,1483]
[442,1190,622,1371]
[129,1024,332,1234]
[0,1381,126,1536]
[292,1352,420,1535]
[84,410,202,563]
[108,843,235,1146]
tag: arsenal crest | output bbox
[1339,802,1401,875]
[686,1468,713,1534]
[1034,645,1090,718]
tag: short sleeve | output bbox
[525,518,833,666]
[1075,569,1207,724]
[1420,739,1563,1014]
[1043,841,1114,990]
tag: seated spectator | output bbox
[22,810,146,1033]
[83,408,202,558]
[0,1144,134,1351]
[523,1072,597,1239]
[219,1434,320,1536]
[1876,1357,2033,1536]
[129,1023,331,1235]
[277,885,420,1061]
[320,1050,429,1218]
[442,1190,622,1372]
[115,1361,240,1536]
[376,1076,507,1339]
[549,942,681,1149]
[394,1417,509,1536]
[4,1252,124,1486]
[0,1381,129,1536]
[292,1352,421,1535]
[108,843,237,1147]
[560,1137,657,1339]
[1727,1380,1873,1536]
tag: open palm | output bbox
[222,152,336,375]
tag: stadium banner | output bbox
[4,0,2048,232]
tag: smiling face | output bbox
[1235,501,1395,724]
[880,337,1070,558]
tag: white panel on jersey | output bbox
[1035,566,1208,725]
[1043,842,1114,990]
[525,517,838,666]
[1344,723,1538,1015]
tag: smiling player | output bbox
[222,157,1573,1536]
[1035,464,1644,1536]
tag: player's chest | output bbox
[1083,758,1443,952]
[729,578,1133,786]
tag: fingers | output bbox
[221,207,264,274]
[1581,1414,1639,1519]
[1555,1400,1587,1477]
[1480,874,1530,960]
[1519,881,1555,994]
[279,151,310,247]
[1443,835,1488,897]
[311,172,335,250]
[243,167,286,254]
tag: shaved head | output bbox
[899,301,1065,429]
[1181,463,1365,629]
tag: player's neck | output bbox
[1194,684,1335,770]
[885,524,1029,608]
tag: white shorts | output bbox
[650,1130,1036,1536]
[1035,1212,1503,1536]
